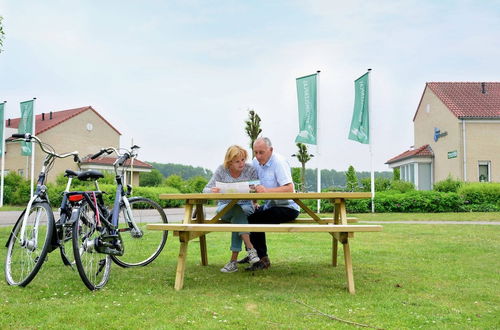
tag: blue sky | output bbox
[1,0,499,172]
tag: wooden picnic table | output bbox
[148,192,382,294]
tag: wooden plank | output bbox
[195,205,208,266]
[343,241,355,294]
[147,223,382,233]
[294,199,322,222]
[174,240,189,291]
[160,192,372,200]
[294,218,358,224]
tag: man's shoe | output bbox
[237,256,250,264]
[245,256,271,271]
[220,260,238,273]
[247,248,260,264]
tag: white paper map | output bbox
[215,181,260,193]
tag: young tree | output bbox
[291,143,314,192]
[345,165,358,192]
[244,109,262,156]
[393,167,400,181]
[0,16,4,53]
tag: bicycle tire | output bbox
[111,197,168,268]
[72,201,111,290]
[5,202,54,287]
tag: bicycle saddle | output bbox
[77,170,104,181]
[64,169,80,177]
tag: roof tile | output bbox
[386,144,434,164]
[425,82,500,119]
[6,106,121,135]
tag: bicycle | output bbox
[5,133,82,287]
[70,145,168,290]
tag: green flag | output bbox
[0,103,4,154]
[348,72,370,144]
[295,73,317,145]
[19,100,34,156]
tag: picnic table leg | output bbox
[342,239,355,294]
[194,204,208,266]
[174,234,189,291]
[332,238,338,267]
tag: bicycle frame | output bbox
[6,134,79,250]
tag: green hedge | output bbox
[46,184,184,209]
[300,183,500,213]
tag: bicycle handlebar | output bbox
[91,146,140,168]
[11,133,80,162]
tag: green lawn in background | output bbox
[0,214,499,329]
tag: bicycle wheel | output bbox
[5,202,54,287]
[111,197,168,267]
[72,202,111,290]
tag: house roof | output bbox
[385,144,434,164]
[81,156,153,169]
[6,106,121,135]
[414,82,500,121]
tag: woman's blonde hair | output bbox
[223,145,248,168]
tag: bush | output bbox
[434,175,463,193]
[360,177,391,192]
[459,183,500,211]
[390,180,415,193]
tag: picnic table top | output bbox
[159,192,372,200]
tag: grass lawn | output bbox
[0,214,499,329]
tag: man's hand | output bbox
[210,187,221,193]
[255,185,267,193]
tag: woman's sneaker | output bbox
[220,260,238,273]
[247,248,260,264]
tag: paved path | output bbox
[0,207,498,226]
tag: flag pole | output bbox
[316,70,321,213]
[0,101,6,207]
[30,98,36,199]
[367,69,375,213]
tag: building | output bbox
[386,82,500,190]
[4,106,151,185]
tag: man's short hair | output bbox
[256,137,272,147]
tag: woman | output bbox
[203,145,260,273]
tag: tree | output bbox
[345,165,358,192]
[244,109,262,156]
[291,143,314,192]
[393,167,400,181]
[0,16,4,53]
[139,169,164,187]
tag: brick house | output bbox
[386,82,500,190]
[4,106,151,185]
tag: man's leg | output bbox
[247,207,300,263]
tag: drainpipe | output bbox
[462,120,467,181]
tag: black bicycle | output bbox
[70,145,168,290]
[5,134,82,286]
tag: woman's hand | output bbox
[211,187,221,193]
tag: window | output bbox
[17,169,24,177]
[478,161,491,182]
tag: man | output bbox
[239,137,300,271]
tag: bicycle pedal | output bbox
[95,238,124,256]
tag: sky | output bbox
[1,0,499,172]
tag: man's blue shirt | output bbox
[252,153,299,211]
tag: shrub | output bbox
[360,177,391,192]
[390,180,415,193]
[434,175,463,193]
[459,183,500,210]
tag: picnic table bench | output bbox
[147,192,382,294]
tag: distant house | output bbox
[386,82,500,190]
[4,106,151,185]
